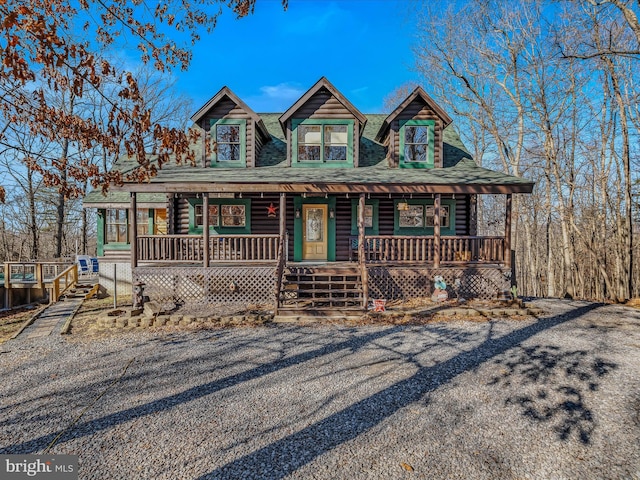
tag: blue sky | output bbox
[173,0,421,114]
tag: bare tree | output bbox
[0,0,287,202]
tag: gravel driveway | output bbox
[1,299,639,479]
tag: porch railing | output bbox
[137,235,204,263]
[209,235,279,262]
[355,236,505,264]
[137,234,280,263]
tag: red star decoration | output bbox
[267,203,278,217]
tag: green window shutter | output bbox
[188,197,251,234]
[210,119,246,168]
[291,119,354,168]
[398,119,435,169]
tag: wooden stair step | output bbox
[279,302,363,308]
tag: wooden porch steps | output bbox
[277,265,365,316]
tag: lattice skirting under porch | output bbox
[134,266,277,307]
[367,266,511,301]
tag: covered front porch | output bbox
[122,188,516,312]
[128,190,514,270]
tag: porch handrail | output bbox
[274,232,287,314]
[137,234,280,263]
[47,263,78,303]
[357,235,506,264]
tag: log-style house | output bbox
[83,77,534,315]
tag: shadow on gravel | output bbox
[489,345,617,444]
[0,326,403,454]
[2,303,605,477]
[195,303,605,479]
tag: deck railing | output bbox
[355,236,505,264]
[137,234,280,263]
[2,261,73,286]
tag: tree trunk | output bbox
[605,58,633,299]
[55,138,70,258]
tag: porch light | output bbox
[329,207,335,219]
[397,201,409,211]
[295,208,301,218]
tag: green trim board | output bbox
[188,197,251,234]
[399,119,435,168]
[291,119,354,167]
[393,199,456,235]
[210,118,246,167]
[97,210,104,256]
[293,196,336,261]
[350,199,379,235]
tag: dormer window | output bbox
[292,119,354,167]
[399,119,434,168]
[210,119,246,167]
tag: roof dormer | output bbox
[376,87,452,169]
[191,86,269,168]
[279,77,367,168]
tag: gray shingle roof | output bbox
[84,113,533,206]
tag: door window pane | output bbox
[306,208,324,241]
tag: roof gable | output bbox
[375,86,453,142]
[190,86,269,139]
[278,77,367,134]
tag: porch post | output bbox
[434,194,441,268]
[280,192,288,264]
[358,194,366,263]
[469,194,478,236]
[130,192,138,269]
[504,194,512,269]
[203,193,209,267]
[167,193,175,234]
[358,193,369,309]
[279,192,286,238]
